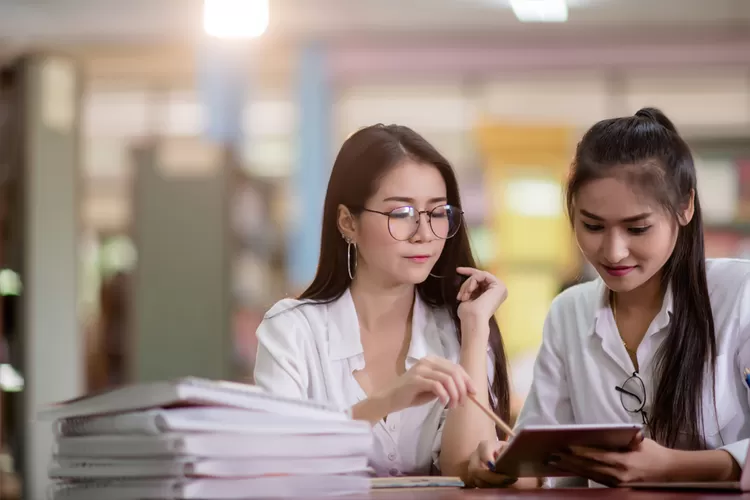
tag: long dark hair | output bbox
[300,124,511,434]
[566,108,715,449]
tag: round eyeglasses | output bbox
[615,371,649,426]
[362,205,463,241]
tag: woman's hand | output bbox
[463,440,518,488]
[377,356,477,414]
[456,267,508,331]
[550,436,673,487]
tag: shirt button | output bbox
[389,424,397,431]
[388,453,396,461]
[389,468,399,476]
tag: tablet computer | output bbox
[492,423,643,478]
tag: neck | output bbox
[613,272,665,316]
[349,266,415,334]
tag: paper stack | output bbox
[39,377,373,499]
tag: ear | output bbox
[337,204,357,243]
[678,189,695,226]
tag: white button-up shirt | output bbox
[253,290,491,476]
[517,258,750,485]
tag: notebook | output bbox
[49,456,370,479]
[49,475,371,499]
[54,407,370,437]
[371,476,464,489]
[39,377,346,421]
[54,432,373,459]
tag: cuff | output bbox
[720,438,748,468]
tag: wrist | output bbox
[351,391,393,424]
[460,316,490,339]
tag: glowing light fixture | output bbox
[203,0,269,38]
[510,0,568,22]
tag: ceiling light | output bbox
[510,0,569,22]
[203,0,269,38]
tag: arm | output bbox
[516,306,574,428]
[438,319,496,477]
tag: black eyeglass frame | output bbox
[361,204,464,241]
[615,371,650,426]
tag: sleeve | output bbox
[514,304,575,430]
[253,309,310,401]
[722,332,750,467]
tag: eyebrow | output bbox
[580,209,652,223]
[382,196,448,204]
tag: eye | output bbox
[389,206,415,219]
[430,206,449,218]
[582,222,604,232]
[628,226,651,235]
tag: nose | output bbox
[602,229,629,264]
[410,212,435,243]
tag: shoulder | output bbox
[548,278,602,323]
[706,258,750,297]
[256,297,327,345]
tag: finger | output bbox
[425,359,474,400]
[419,364,460,407]
[568,446,623,467]
[457,276,477,301]
[477,440,502,463]
[472,469,518,488]
[550,454,622,487]
[457,267,497,285]
[417,376,450,406]
[627,431,644,450]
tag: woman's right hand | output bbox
[379,356,476,414]
[463,440,518,488]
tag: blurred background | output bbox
[2,0,750,497]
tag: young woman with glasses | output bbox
[254,124,512,478]
[466,108,750,488]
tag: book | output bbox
[39,377,345,421]
[54,432,373,459]
[54,407,370,437]
[50,475,371,499]
[371,476,464,489]
[49,456,370,479]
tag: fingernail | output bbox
[486,461,496,472]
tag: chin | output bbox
[399,270,431,285]
[597,271,647,294]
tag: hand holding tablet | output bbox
[489,424,644,478]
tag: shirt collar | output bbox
[326,288,433,362]
[592,279,674,338]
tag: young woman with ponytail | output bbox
[465,108,750,488]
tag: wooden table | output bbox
[345,488,750,499]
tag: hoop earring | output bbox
[347,241,357,280]
[429,272,444,278]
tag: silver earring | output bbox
[429,272,444,278]
[347,241,357,280]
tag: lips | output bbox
[603,265,636,277]
[406,255,431,263]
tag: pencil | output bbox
[467,393,516,438]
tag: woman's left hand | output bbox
[550,437,673,487]
[456,267,508,327]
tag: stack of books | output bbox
[39,378,373,499]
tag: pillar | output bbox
[288,43,331,291]
[9,55,82,499]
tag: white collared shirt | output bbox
[253,290,489,477]
[517,258,750,486]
